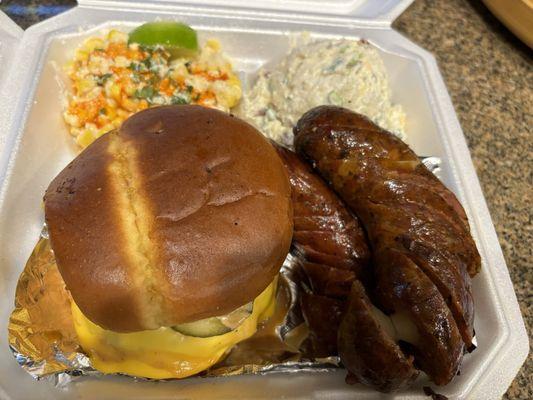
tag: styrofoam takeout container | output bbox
[0,1,528,399]
[0,11,22,85]
[0,11,23,165]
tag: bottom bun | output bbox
[72,278,278,379]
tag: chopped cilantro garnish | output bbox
[95,73,112,86]
[129,59,153,72]
[129,62,141,72]
[138,44,151,54]
[170,93,190,105]
[142,58,152,69]
[134,86,158,99]
[131,72,141,83]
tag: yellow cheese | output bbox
[71,278,277,379]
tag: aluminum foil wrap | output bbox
[8,228,341,385]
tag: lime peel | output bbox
[128,21,199,58]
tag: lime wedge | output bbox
[128,21,199,58]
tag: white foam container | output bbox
[0,11,23,162]
[0,1,528,399]
[0,11,22,84]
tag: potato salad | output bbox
[238,38,406,145]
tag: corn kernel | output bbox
[206,39,221,51]
[105,106,117,120]
[108,29,127,43]
[117,109,130,119]
[84,37,105,52]
[76,129,96,147]
[115,56,129,68]
[76,78,96,94]
[63,112,81,128]
[120,96,138,112]
[75,50,89,62]
[124,83,136,97]
[106,83,121,101]
[98,123,114,136]
[64,60,75,73]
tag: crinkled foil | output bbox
[8,229,340,386]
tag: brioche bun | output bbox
[45,105,293,332]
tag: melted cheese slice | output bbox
[72,279,277,379]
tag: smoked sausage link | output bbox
[294,105,480,388]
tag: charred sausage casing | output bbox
[274,144,370,356]
[294,106,481,388]
[274,144,369,276]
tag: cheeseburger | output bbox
[44,105,293,378]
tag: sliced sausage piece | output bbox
[293,106,480,277]
[338,281,418,392]
[374,248,464,385]
[363,190,474,347]
[294,105,480,386]
[300,261,355,298]
[274,144,371,358]
[274,144,370,277]
[299,291,345,357]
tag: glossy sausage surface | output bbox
[274,144,370,357]
[294,106,480,388]
[275,144,369,277]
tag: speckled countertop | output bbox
[395,3,532,399]
[1,0,531,398]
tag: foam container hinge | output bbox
[0,1,528,399]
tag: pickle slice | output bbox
[172,317,231,338]
[128,21,198,58]
[219,302,254,330]
[172,302,254,338]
